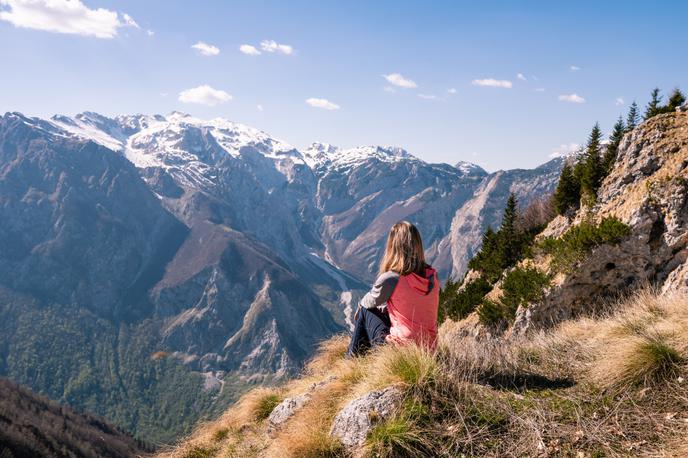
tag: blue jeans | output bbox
[347,306,391,357]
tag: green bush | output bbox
[440,277,493,323]
[539,217,630,272]
[478,267,550,327]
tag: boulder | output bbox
[330,386,403,448]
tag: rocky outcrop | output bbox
[513,111,688,332]
[267,377,335,432]
[330,386,403,448]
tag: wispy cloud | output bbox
[260,39,293,55]
[0,0,138,38]
[239,44,261,55]
[517,73,527,81]
[447,88,457,95]
[257,104,264,112]
[306,98,340,110]
[471,78,513,88]
[382,73,417,89]
[192,41,220,56]
[383,86,396,93]
[534,88,546,92]
[569,65,581,71]
[146,29,154,36]
[615,97,625,106]
[418,94,441,101]
[178,85,232,106]
[558,93,585,103]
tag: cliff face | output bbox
[513,110,688,332]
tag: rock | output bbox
[330,386,403,448]
[267,392,311,432]
[678,101,688,112]
[512,112,688,333]
[267,377,335,433]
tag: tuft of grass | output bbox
[253,392,282,421]
[212,428,228,442]
[618,335,683,388]
[181,446,215,458]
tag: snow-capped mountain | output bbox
[0,110,563,440]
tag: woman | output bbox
[347,221,440,357]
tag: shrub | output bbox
[441,276,493,322]
[478,299,508,327]
[478,267,550,327]
[500,267,551,314]
[539,217,630,272]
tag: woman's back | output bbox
[386,266,439,349]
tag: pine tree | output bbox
[499,193,521,266]
[644,87,663,120]
[602,116,625,175]
[553,162,580,215]
[580,123,604,205]
[625,101,639,132]
[666,88,686,111]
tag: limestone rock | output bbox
[267,377,335,432]
[513,112,688,333]
[330,386,403,448]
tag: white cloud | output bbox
[471,78,512,88]
[570,65,580,71]
[550,143,581,158]
[517,73,527,81]
[418,94,441,101]
[239,44,261,55]
[257,104,263,111]
[146,29,154,36]
[178,85,232,106]
[306,98,340,110]
[192,41,220,56]
[0,0,138,38]
[615,97,625,106]
[260,39,293,55]
[534,88,546,92]
[382,73,417,89]
[558,93,585,104]
[447,88,457,95]
[383,86,396,93]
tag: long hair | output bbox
[379,221,427,276]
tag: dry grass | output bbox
[158,289,688,458]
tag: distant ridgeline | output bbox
[0,377,148,458]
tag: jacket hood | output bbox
[405,266,437,295]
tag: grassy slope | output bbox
[158,289,688,457]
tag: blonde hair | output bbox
[379,221,427,276]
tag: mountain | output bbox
[156,107,688,458]
[0,377,146,458]
[0,110,563,443]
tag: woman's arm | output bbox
[360,271,400,309]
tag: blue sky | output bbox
[1,0,686,171]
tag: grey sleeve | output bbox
[360,271,400,309]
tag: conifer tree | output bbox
[644,87,663,120]
[625,101,639,132]
[602,116,625,175]
[666,88,686,111]
[553,162,580,215]
[499,193,521,266]
[580,123,604,205]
